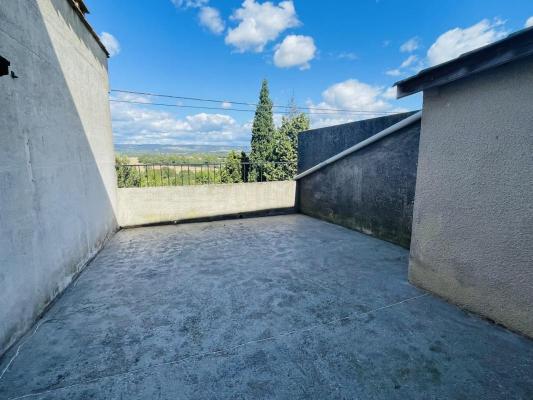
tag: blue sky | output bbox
[85,0,533,146]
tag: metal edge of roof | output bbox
[394,26,533,98]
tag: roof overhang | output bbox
[395,27,533,98]
[65,0,110,58]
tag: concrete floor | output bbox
[1,215,532,399]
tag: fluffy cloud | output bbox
[225,0,300,52]
[99,32,120,57]
[400,37,420,53]
[382,86,397,100]
[526,16,533,28]
[273,35,316,69]
[172,0,225,36]
[427,19,507,66]
[110,94,250,145]
[198,6,225,34]
[385,55,423,78]
[306,79,404,128]
[400,55,418,68]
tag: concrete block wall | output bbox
[297,115,420,248]
[298,112,416,172]
[409,57,533,338]
[0,0,117,355]
[117,181,296,227]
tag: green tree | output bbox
[249,79,276,181]
[221,150,243,183]
[267,100,310,181]
[115,155,140,188]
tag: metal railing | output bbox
[116,162,296,188]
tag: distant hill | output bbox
[115,143,251,155]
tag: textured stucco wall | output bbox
[0,0,117,355]
[298,112,416,172]
[409,57,533,337]
[117,181,296,227]
[297,120,420,248]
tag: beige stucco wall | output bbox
[0,0,117,355]
[118,181,296,227]
[409,57,533,337]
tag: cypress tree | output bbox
[249,79,275,181]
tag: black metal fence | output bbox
[116,162,296,188]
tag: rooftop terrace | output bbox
[1,215,531,399]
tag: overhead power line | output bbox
[109,99,405,117]
[109,89,404,115]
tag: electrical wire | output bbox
[109,89,405,115]
[109,99,403,116]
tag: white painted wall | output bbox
[409,57,533,338]
[0,0,117,355]
[118,182,296,227]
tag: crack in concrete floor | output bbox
[6,293,429,400]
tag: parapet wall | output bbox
[298,112,416,172]
[117,181,296,227]
[297,115,421,248]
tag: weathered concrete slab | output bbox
[1,215,531,399]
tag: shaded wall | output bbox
[409,57,533,338]
[118,181,296,227]
[0,0,117,355]
[297,117,420,248]
[298,112,416,172]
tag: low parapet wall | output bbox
[117,181,296,227]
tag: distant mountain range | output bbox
[115,143,250,155]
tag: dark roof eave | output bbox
[394,26,533,98]
[65,0,110,58]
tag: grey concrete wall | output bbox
[118,181,296,227]
[297,120,420,248]
[298,112,416,172]
[0,0,117,355]
[409,57,533,338]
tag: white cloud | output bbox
[427,18,507,66]
[382,86,397,100]
[171,0,208,9]
[198,6,225,34]
[385,69,402,77]
[225,0,300,52]
[306,79,402,128]
[400,37,420,53]
[525,16,533,28]
[273,35,316,69]
[221,101,232,109]
[99,32,120,57]
[110,93,250,145]
[400,55,418,68]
